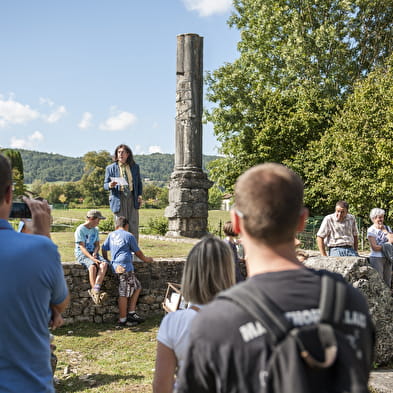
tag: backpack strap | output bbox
[217,272,347,344]
[319,274,347,324]
[217,281,291,344]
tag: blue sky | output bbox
[0,0,240,158]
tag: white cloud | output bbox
[78,112,93,129]
[39,97,55,107]
[148,145,162,154]
[0,96,40,127]
[45,105,67,123]
[182,0,232,16]
[100,110,137,131]
[10,131,44,149]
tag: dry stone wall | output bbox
[61,259,185,325]
[62,256,392,365]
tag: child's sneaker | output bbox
[88,289,100,305]
[127,312,145,324]
[116,320,137,328]
[98,291,107,305]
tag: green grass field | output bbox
[50,208,230,261]
[53,318,161,393]
[50,208,230,392]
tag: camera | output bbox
[10,202,32,219]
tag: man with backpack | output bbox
[177,163,375,393]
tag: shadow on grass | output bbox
[55,372,146,392]
[53,315,163,338]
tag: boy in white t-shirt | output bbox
[74,209,109,304]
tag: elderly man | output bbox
[317,200,359,256]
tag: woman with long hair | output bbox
[153,236,235,393]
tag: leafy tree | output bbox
[206,0,393,190]
[40,183,64,204]
[61,182,83,204]
[208,185,224,210]
[30,179,44,197]
[58,194,67,204]
[142,183,169,209]
[156,186,169,209]
[291,54,393,219]
[142,183,162,200]
[79,151,112,206]
[1,148,26,197]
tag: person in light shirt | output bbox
[317,200,359,256]
[367,207,393,287]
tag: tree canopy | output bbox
[1,148,26,197]
[291,54,393,219]
[207,0,393,198]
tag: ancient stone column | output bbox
[165,33,213,238]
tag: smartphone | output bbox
[10,202,32,219]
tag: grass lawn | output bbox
[50,208,230,261]
[47,209,231,392]
[53,316,162,393]
[53,232,197,261]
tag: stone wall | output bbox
[62,256,393,365]
[305,256,393,366]
[62,259,185,325]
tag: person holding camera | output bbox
[0,153,69,392]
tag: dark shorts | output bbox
[118,271,141,297]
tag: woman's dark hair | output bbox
[223,221,237,237]
[113,144,135,166]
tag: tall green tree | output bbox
[1,148,26,197]
[206,0,393,191]
[291,54,393,218]
[79,151,112,206]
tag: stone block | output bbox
[304,256,393,365]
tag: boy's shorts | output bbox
[77,254,108,270]
[118,271,141,298]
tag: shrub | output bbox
[98,216,115,233]
[142,217,168,236]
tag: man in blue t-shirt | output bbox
[74,209,109,305]
[102,216,153,327]
[0,154,69,393]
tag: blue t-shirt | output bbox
[0,219,68,393]
[74,224,100,258]
[102,229,140,272]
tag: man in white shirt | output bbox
[317,200,359,256]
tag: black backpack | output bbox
[218,274,370,393]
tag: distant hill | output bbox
[16,149,219,184]
[19,149,85,183]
